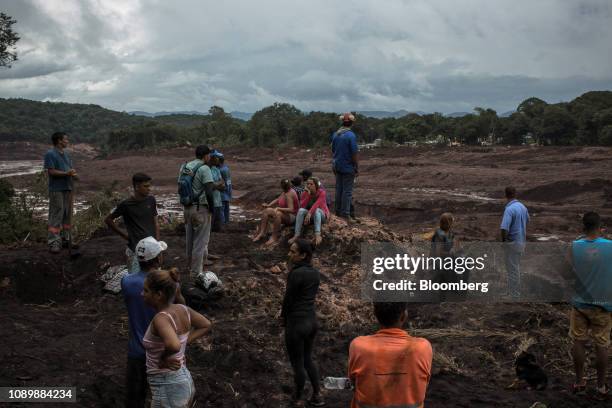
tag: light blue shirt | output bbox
[220,164,232,202]
[210,166,223,208]
[500,199,529,243]
[183,159,213,207]
[571,237,612,311]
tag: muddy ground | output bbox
[1,142,611,407]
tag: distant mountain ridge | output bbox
[128,110,205,117]
[129,110,253,121]
[129,109,434,120]
[356,110,427,119]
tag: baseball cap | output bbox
[135,236,168,261]
[339,112,356,122]
[211,150,224,158]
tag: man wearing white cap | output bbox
[331,113,359,222]
[121,236,184,407]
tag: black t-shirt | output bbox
[111,195,158,250]
[281,261,320,320]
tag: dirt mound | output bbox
[520,178,612,202]
[3,143,612,407]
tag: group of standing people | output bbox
[41,113,610,406]
[178,145,232,279]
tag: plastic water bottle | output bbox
[323,377,353,390]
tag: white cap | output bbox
[135,236,168,261]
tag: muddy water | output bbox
[402,187,496,202]
[0,160,43,178]
[154,193,246,223]
[12,187,247,223]
[13,188,89,217]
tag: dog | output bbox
[515,352,548,390]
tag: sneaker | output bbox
[308,395,326,407]
[572,381,587,395]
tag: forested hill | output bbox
[0,98,154,143]
[2,91,612,149]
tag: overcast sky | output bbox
[1,0,611,115]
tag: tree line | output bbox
[1,91,612,151]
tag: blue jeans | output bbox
[335,172,355,218]
[294,208,326,236]
[222,201,230,224]
[212,206,224,232]
[148,365,195,408]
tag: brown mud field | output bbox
[1,143,611,407]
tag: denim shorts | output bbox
[148,366,195,408]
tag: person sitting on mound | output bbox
[252,179,299,246]
[288,177,329,247]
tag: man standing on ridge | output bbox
[219,153,232,225]
[181,145,215,278]
[44,132,78,254]
[500,186,529,299]
[568,212,610,400]
[331,112,359,222]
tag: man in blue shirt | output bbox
[43,132,78,254]
[500,186,529,299]
[209,151,226,232]
[568,212,611,399]
[331,113,359,222]
[121,237,184,407]
[219,154,232,224]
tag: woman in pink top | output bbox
[289,177,330,247]
[252,179,299,246]
[143,269,212,408]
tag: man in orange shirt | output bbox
[348,302,433,408]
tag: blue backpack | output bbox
[178,162,204,206]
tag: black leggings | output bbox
[285,317,320,399]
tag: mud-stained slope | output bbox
[0,215,609,407]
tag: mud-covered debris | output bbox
[323,215,408,257]
[99,265,128,294]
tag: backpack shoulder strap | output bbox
[192,162,205,176]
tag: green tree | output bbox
[599,125,612,146]
[535,105,577,145]
[498,113,531,144]
[0,12,19,67]
[248,102,302,146]
[517,97,547,119]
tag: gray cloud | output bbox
[1,0,611,114]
